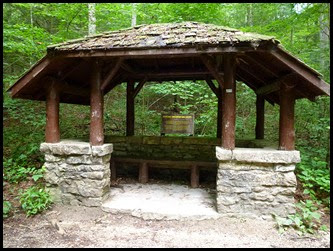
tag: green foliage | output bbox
[147,80,218,135]
[3,201,12,219]
[296,148,330,207]
[290,200,323,235]
[19,185,52,217]
[3,158,46,184]
[273,200,325,235]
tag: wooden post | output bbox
[45,81,60,143]
[255,95,265,139]
[279,82,295,150]
[190,165,199,188]
[217,87,223,139]
[111,158,116,183]
[139,162,149,183]
[222,54,236,149]
[126,80,135,136]
[90,60,104,146]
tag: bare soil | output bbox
[2,204,330,248]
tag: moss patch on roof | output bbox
[47,22,279,51]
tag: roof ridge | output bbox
[47,22,277,51]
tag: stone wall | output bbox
[105,135,275,161]
[216,147,300,220]
[40,140,113,207]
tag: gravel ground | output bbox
[2,204,330,248]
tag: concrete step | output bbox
[101,183,220,221]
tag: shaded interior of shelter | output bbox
[103,136,277,188]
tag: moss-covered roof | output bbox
[47,22,279,51]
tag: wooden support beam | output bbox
[133,77,147,98]
[241,54,279,77]
[44,76,90,97]
[120,62,137,74]
[112,157,217,169]
[255,81,281,96]
[90,60,104,146]
[190,165,199,188]
[255,73,295,96]
[45,80,60,143]
[205,78,219,98]
[127,70,224,79]
[139,162,149,183]
[279,82,295,150]
[10,56,51,98]
[101,58,124,90]
[255,95,265,139]
[236,69,277,105]
[126,80,135,136]
[222,54,236,149]
[111,158,116,183]
[58,60,85,81]
[238,63,267,85]
[51,46,262,59]
[270,48,330,96]
[217,87,223,139]
[200,54,224,89]
[103,76,124,94]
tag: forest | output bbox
[3,3,330,235]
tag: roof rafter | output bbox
[270,47,330,96]
[200,54,224,89]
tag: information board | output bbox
[161,114,194,135]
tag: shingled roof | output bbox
[47,22,278,51]
[8,22,330,106]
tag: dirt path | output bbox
[2,205,330,248]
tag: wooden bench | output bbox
[110,157,217,188]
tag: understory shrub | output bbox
[273,200,327,235]
[296,147,330,207]
[19,185,52,217]
[3,200,12,219]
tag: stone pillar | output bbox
[40,140,112,207]
[216,147,300,220]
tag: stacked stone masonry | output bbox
[40,140,113,207]
[105,135,276,161]
[216,147,301,220]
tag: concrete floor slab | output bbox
[101,183,220,221]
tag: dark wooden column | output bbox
[279,82,295,150]
[139,162,149,183]
[190,165,199,188]
[126,80,135,136]
[217,87,223,139]
[255,95,265,139]
[90,60,104,146]
[110,159,116,183]
[222,54,236,149]
[45,81,60,143]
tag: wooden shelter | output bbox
[8,22,330,150]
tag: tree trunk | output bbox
[131,3,137,27]
[88,3,96,36]
[247,4,253,26]
[319,4,329,70]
